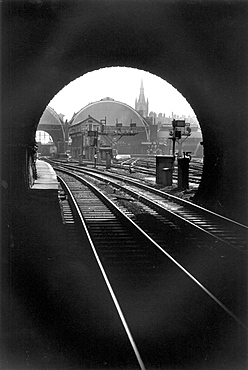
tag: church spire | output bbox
[139,79,145,100]
[135,79,148,117]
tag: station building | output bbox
[69,97,151,159]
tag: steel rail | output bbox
[56,169,247,330]
[58,174,146,370]
[57,164,247,253]
[53,161,245,228]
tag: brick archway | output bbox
[3,0,247,223]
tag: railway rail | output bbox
[55,166,247,368]
[116,157,203,185]
[53,161,247,252]
[47,156,203,185]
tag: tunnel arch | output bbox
[3,0,247,223]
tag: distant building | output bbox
[36,106,66,155]
[135,80,149,117]
[68,97,150,158]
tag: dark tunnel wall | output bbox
[2,0,248,223]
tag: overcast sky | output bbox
[49,67,196,120]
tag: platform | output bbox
[31,160,59,190]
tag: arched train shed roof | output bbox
[71,98,149,128]
[38,106,63,126]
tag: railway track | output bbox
[55,162,247,252]
[47,156,202,185]
[117,157,203,184]
[56,167,247,369]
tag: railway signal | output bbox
[86,118,139,168]
[169,119,191,157]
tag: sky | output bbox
[49,67,196,121]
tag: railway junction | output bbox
[2,1,248,369]
[3,158,246,369]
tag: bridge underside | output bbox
[37,123,65,148]
[2,0,248,224]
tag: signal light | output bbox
[175,130,181,139]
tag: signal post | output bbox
[169,119,192,189]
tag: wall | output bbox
[2,0,248,223]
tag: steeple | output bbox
[139,79,145,101]
[141,78,144,90]
[135,79,148,117]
